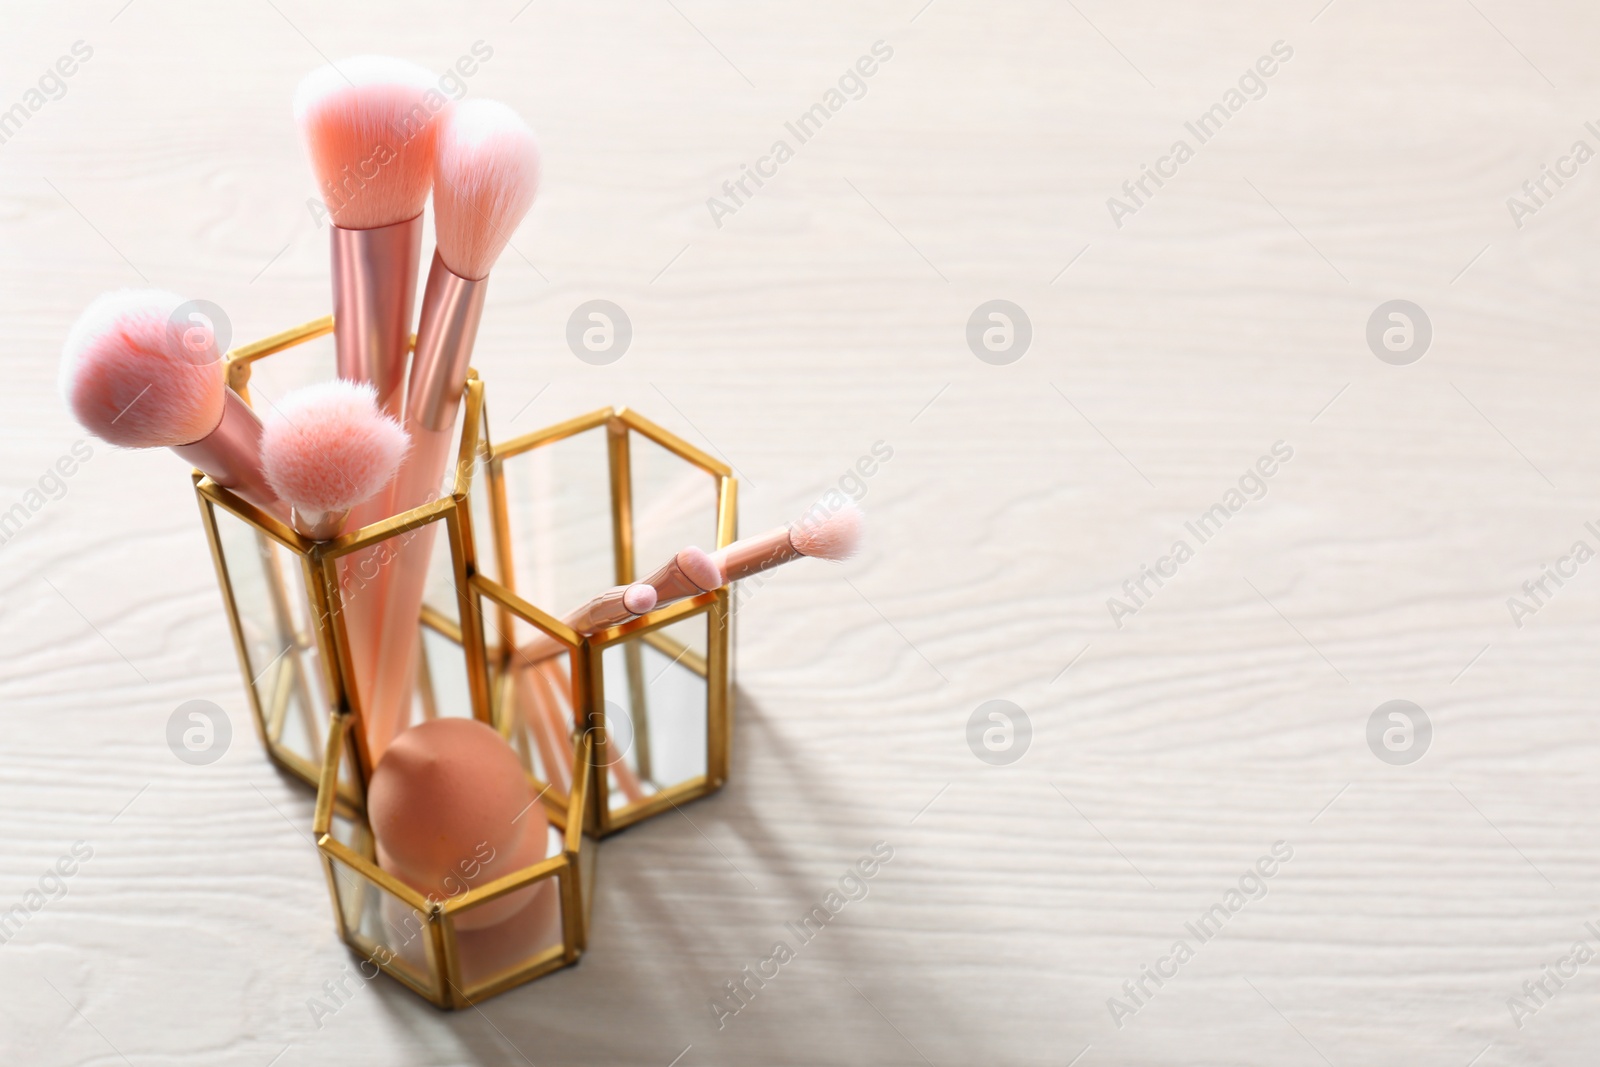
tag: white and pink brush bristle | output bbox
[60,289,224,449]
[261,381,411,515]
[433,99,541,280]
[790,501,865,561]
[294,56,441,230]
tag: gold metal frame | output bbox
[194,316,493,794]
[479,404,736,836]
[194,316,740,1003]
[312,711,594,1008]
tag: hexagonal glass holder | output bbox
[312,711,595,1007]
[474,404,736,836]
[193,315,493,790]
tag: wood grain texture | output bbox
[4,0,1600,1063]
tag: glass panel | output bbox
[496,428,613,611]
[500,646,579,808]
[448,834,567,992]
[600,614,709,809]
[210,505,330,775]
[235,332,337,399]
[421,504,462,630]
[326,852,437,999]
[628,429,719,584]
[344,513,460,754]
[417,624,473,723]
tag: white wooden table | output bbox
[4,1,1599,1063]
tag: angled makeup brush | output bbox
[294,55,441,417]
[61,289,283,518]
[712,500,865,582]
[365,98,541,755]
[260,381,410,540]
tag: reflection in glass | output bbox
[600,616,708,809]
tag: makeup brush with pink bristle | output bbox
[514,503,865,665]
[260,381,410,540]
[60,289,285,519]
[713,500,865,583]
[364,98,541,754]
[296,56,443,729]
[294,56,442,418]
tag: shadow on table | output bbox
[361,681,934,1063]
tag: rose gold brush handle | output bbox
[363,254,487,757]
[173,389,286,520]
[640,549,720,605]
[513,585,655,665]
[330,214,424,739]
[362,428,449,755]
[567,586,649,634]
[407,253,486,432]
[330,216,423,418]
[710,526,800,583]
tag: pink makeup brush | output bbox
[260,381,410,540]
[640,546,722,607]
[513,583,658,664]
[60,289,284,518]
[297,57,440,735]
[712,500,865,582]
[365,99,540,755]
[294,55,441,417]
[512,506,864,666]
[400,98,541,504]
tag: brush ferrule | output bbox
[330,215,423,417]
[567,585,647,635]
[408,252,488,433]
[642,550,719,606]
[290,507,351,541]
[514,584,649,665]
[712,527,801,584]
[175,389,283,517]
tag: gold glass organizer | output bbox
[476,403,737,836]
[193,315,737,1004]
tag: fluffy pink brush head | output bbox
[294,56,441,229]
[789,501,865,561]
[261,380,410,515]
[434,99,541,280]
[60,289,224,448]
